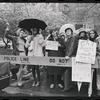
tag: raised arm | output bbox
[5,28,16,41]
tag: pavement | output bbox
[0,68,98,97]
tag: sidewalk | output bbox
[1,70,91,97]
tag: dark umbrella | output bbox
[18,19,47,31]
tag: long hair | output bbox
[78,31,88,40]
[89,30,98,42]
[48,29,54,40]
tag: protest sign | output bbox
[75,40,97,64]
[72,58,91,82]
[46,40,58,51]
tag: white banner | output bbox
[75,40,97,64]
[72,58,91,82]
[46,40,58,51]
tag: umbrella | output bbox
[59,24,75,34]
[18,19,47,31]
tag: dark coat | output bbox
[62,35,78,74]
[65,35,78,57]
[47,37,66,75]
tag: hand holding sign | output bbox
[58,43,61,47]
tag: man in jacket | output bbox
[62,28,78,92]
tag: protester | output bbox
[89,30,98,95]
[89,30,98,42]
[46,30,65,89]
[62,27,78,92]
[4,25,19,81]
[73,29,88,57]
[23,33,33,78]
[60,32,65,41]
[29,28,45,87]
[5,27,29,86]
[78,30,88,40]
[95,32,100,96]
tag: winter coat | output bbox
[32,34,44,57]
[65,35,78,57]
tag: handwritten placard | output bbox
[46,40,58,51]
[75,40,97,64]
[72,58,91,82]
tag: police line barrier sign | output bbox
[0,55,98,68]
[0,55,72,67]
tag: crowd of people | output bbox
[4,23,100,95]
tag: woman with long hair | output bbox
[29,28,45,87]
[89,30,98,96]
[5,27,29,86]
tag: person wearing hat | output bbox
[73,29,97,96]
[78,30,88,40]
[62,27,78,92]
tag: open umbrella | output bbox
[59,24,75,34]
[18,19,47,31]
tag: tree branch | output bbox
[84,3,97,20]
[25,3,30,17]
